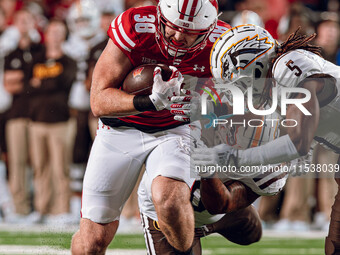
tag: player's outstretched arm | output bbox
[200,178,259,214]
[90,39,138,117]
[193,79,323,172]
[236,79,323,167]
[286,80,321,155]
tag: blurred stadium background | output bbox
[1,0,340,254]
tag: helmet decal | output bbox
[210,24,277,90]
[220,34,275,80]
[179,0,201,22]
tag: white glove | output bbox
[149,66,183,111]
[192,144,238,178]
[170,89,201,122]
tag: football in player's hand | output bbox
[122,64,172,95]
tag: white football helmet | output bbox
[156,0,218,59]
[210,25,277,94]
[67,0,100,39]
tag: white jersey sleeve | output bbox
[272,50,325,97]
[236,171,288,196]
[273,49,340,151]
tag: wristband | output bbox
[133,95,156,112]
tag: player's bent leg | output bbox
[152,176,195,253]
[71,218,118,255]
[73,123,149,253]
[210,205,262,245]
[325,175,340,255]
[141,213,201,255]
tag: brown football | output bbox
[122,64,172,95]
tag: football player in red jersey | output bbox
[70,1,231,254]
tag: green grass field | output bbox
[0,231,325,255]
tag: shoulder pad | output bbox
[107,6,157,53]
[272,50,323,90]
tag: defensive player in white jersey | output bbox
[143,87,290,253]
[138,127,287,254]
[70,1,231,254]
[193,24,340,255]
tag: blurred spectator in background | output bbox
[314,18,340,63]
[231,9,264,27]
[0,5,16,223]
[312,144,338,232]
[0,0,23,25]
[225,0,286,38]
[25,1,48,40]
[46,0,74,20]
[278,2,315,42]
[218,0,234,11]
[264,0,289,38]
[0,6,5,45]
[3,8,43,220]
[327,0,339,12]
[63,0,105,216]
[96,0,124,18]
[231,0,265,28]
[86,0,117,138]
[300,0,329,11]
[0,6,12,157]
[306,17,340,232]
[271,174,314,232]
[125,0,157,9]
[0,2,40,56]
[27,19,77,224]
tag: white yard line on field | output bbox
[0,223,143,234]
[213,247,324,255]
[0,222,328,238]
[0,246,147,255]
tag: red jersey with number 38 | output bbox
[101,5,231,133]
